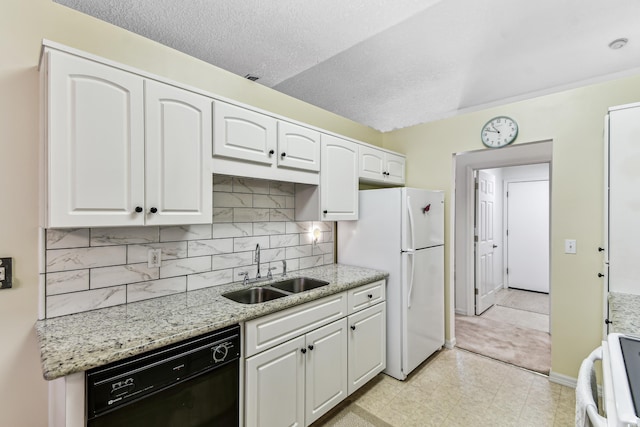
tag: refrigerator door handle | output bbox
[407,196,415,252]
[406,249,416,308]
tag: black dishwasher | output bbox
[86,324,240,427]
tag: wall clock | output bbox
[481,116,518,148]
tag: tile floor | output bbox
[316,348,575,427]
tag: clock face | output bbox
[481,116,518,148]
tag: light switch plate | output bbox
[0,258,13,289]
[565,239,577,254]
[148,249,162,268]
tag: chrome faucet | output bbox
[255,244,261,279]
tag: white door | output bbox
[320,135,358,221]
[507,180,550,293]
[347,303,386,395]
[277,121,320,172]
[401,245,444,377]
[245,336,305,427]
[212,100,277,165]
[358,145,385,181]
[475,170,498,314]
[402,189,444,250]
[305,319,347,425]
[47,49,145,227]
[145,81,212,225]
[385,152,406,184]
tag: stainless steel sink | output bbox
[271,277,330,293]
[222,287,288,304]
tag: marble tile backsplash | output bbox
[42,175,335,318]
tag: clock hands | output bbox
[485,125,500,133]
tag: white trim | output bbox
[444,338,456,349]
[453,141,553,318]
[549,370,577,388]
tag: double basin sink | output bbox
[222,277,330,304]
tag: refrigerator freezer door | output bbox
[402,189,444,250]
[401,245,444,376]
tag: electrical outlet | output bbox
[0,258,13,289]
[148,249,162,268]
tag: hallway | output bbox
[455,288,551,374]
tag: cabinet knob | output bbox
[149,207,158,214]
[367,294,373,299]
[300,348,307,354]
[281,152,287,158]
[605,319,613,325]
[308,345,314,351]
[323,210,328,215]
[135,206,143,213]
[268,149,275,156]
[598,273,605,278]
[350,325,356,331]
[598,247,605,252]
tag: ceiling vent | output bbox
[244,74,260,81]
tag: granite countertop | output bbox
[35,264,388,380]
[609,292,640,335]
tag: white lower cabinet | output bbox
[244,282,385,427]
[348,303,386,395]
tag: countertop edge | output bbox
[36,264,388,380]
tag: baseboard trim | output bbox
[549,371,577,388]
[445,338,456,349]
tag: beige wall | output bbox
[0,1,380,425]
[383,74,640,378]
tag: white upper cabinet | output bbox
[277,121,320,172]
[42,49,212,228]
[144,80,212,225]
[358,144,405,185]
[45,49,146,227]
[212,100,276,165]
[321,135,359,221]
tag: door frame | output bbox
[450,140,552,344]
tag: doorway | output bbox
[451,141,552,373]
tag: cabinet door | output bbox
[277,121,320,172]
[245,336,305,427]
[358,145,385,181]
[320,135,358,221]
[348,303,386,395]
[47,50,145,227]
[305,318,348,426]
[385,152,406,184]
[212,100,277,165]
[145,81,212,225]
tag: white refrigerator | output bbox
[338,187,444,380]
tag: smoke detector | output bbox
[609,38,628,50]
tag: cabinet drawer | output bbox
[245,293,347,357]
[347,280,385,314]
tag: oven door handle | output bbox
[577,346,607,427]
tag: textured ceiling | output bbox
[55,0,640,131]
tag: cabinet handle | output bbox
[598,273,605,278]
[308,345,314,351]
[598,247,605,252]
[135,206,143,213]
[350,325,356,331]
[300,348,307,354]
[281,152,287,158]
[605,319,613,325]
[323,210,328,215]
[268,149,275,156]
[367,294,373,299]
[149,207,158,214]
